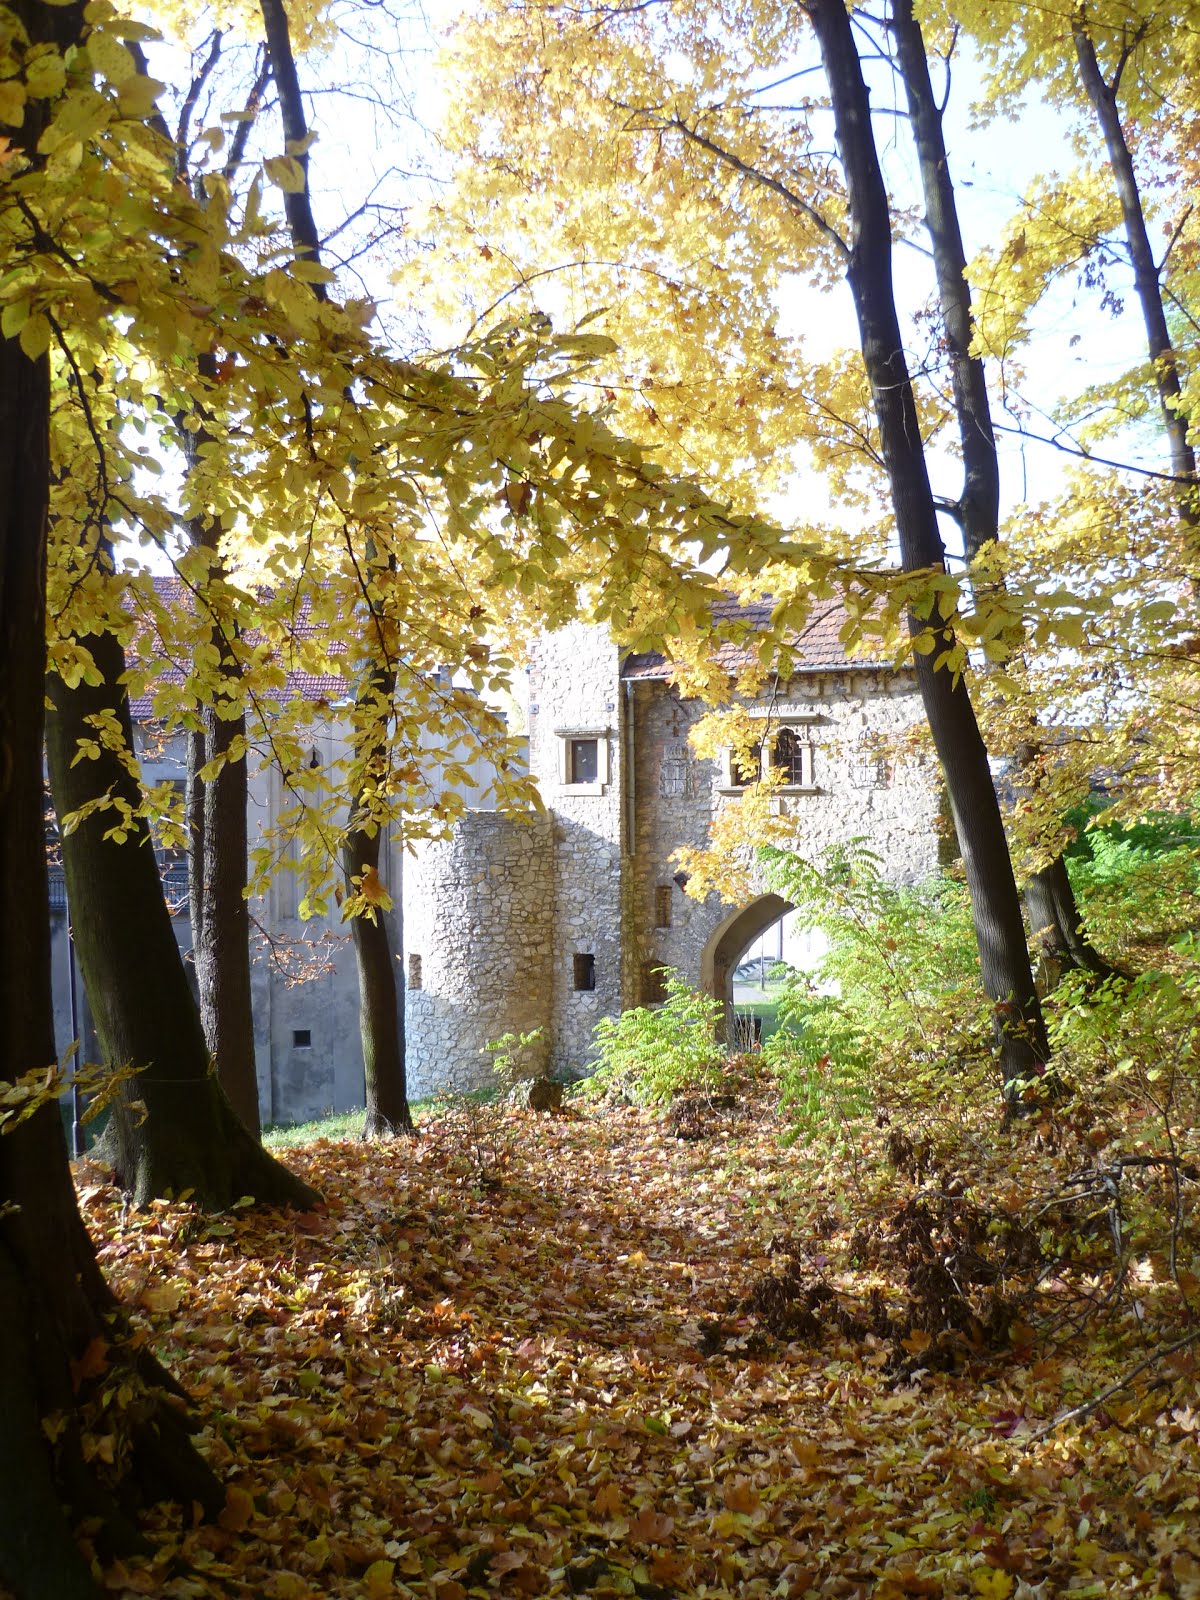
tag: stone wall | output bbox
[527,624,628,1077]
[627,667,945,1000]
[403,810,554,1096]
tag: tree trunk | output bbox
[177,335,261,1136]
[807,0,1048,1083]
[1073,21,1200,553]
[343,659,414,1138]
[891,0,1117,983]
[1,90,222,1590]
[46,605,317,1208]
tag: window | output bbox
[557,728,610,790]
[640,962,668,1005]
[293,1029,312,1049]
[730,741,762,788]
[408,953,422,990]
[770,726,815,788]
[569,737,599,785]
[573,953,596,991]
[654,884,672,928]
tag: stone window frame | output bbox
[555,726,611,795]
[722,715,820,794]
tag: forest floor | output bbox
[78,1071,1199,1599]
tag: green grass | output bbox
[262,1110,367,1149]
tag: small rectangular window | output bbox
[573,953,596,991]
[408,953,422,991]
[654,884,672,928]
[293,1029,312,1049]
[569,737,599,785]
[640,962,668,1005]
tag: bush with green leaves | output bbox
[588,971,723,1103]
[1065,805,1200,958]
[759,842,993,1126]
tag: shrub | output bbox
[588,971,723,1103]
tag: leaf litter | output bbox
[67,1083,1200,1598]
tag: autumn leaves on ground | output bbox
[70,1080,1199,1600]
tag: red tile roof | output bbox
[621,597,890,681]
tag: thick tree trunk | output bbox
[891,0,1116,983]
[807,0,1048,1083]
[46,609,317,1208]
[1,146,221,1596]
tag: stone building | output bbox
[401,602,944,1089]
[50,601,944,1123]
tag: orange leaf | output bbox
[723,1478,761,1514]
[69,1337,108,1392]
[628,1507,674,1544]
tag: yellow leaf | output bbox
[972,1570,1014,1600]
[363,1560,395,1598]
[19,313,51,362]
[0,80,26,126]
[265,154,307,193]
[219,1485,255,1533]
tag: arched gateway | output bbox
[700,893,795,1040]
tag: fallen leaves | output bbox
[64,1092,1200,1598]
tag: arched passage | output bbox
[700,893,795,1041]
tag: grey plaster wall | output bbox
[403,810,554,1096]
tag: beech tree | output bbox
[1,3,223,1589]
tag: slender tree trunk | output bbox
[181,379,261,1136]
[1,25,222,1581]
[257,0,412,1132]
[806,0,1048,1083]
[46,590,317,1208]
[891,0,1116,983]
[343,662,414,1138]
[1073,21,1200,552]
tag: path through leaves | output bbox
[78,1097,1199,1598]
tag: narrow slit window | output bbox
[293,1029,312,1049]
[640,962,668,1005]
[654,884,672,928]
[408,953,423,991]
[573,953,596,991]
[569,737,599,784]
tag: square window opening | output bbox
[770,727,813,787]
[573,953,596,991]
[730,741,762,788]
[569,737,599,785]
[292,1029,312,1049]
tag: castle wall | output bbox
[626,669,944,998]
[527,624,627,1077]
[403,810,554,1096]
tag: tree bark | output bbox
[46,599,317,1208]
[1073,20,1200,552]
[806,0,1048,1083]
[181,371,262,1137]
[1,17,222,1578]
[343,662,414,1138]
[256,0,412,1133]
[890,0,1116,983]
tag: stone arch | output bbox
[700,893,795,1040]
